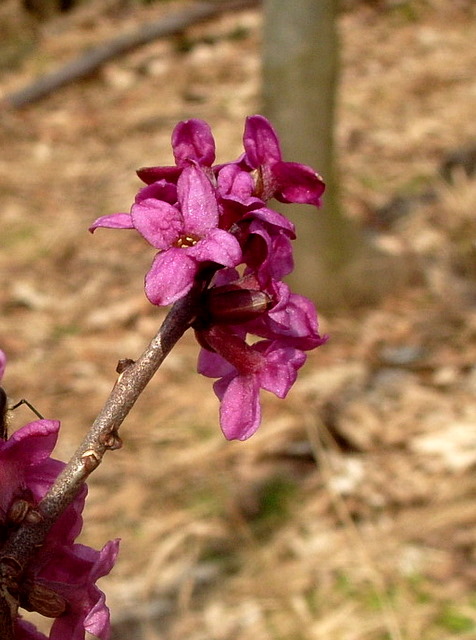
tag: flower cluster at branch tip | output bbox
[0,350,119,640]
[90,116,328,440]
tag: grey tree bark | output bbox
[263,0,403,309]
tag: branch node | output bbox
[99,428,123,451]
[23,509,43,526]
[81,449,101,472]
[7,500,31,525]
[116,358,135,374]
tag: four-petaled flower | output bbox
[91,165,242,306]
[137,165,242,306]
[197,327,308,440]
[242,115,325,205]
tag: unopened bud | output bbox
[206,289,272,324]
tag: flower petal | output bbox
[89,213,133,233]
[136,165,181,186]
[267,292,328,350]
[0,349,6,381]
[177,165,219,236]
[272,161,325,205]
[27,458,68,506]
[215,373,262,440]
[47,539,119,640]
[83,591,110,640]
[217,164,256,202]
[145,249,197,306]
[243,115,282,166]
[135,180,177,206]
[243,206,295,236]
[2,420,60,466]
[197,349,235,379]
[172,119,216,168]
[186,228,242,267]
[244,220,294,281]
[255,342,306,399]
[131,199,182,249]
[82,540,120,639]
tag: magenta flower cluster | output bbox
[91,116,327,440]
[0,350,119,640]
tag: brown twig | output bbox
[0,280,203,633]
[3,0,260,109]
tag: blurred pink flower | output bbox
[0,351,118,640]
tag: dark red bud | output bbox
[206,289,272,324]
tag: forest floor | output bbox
[1,1,476,639]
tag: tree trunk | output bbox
[262,0,403,309]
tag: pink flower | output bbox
[32,539,119,640]
[195,276,327,440]
[139,165,242,306]
[242,115,325,205]
[198,328,307,440]
[237,208,296,283]
[91,166,242,306]
[0,419,62,522]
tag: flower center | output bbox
[174,234,200,248]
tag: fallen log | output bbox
[3,0,260,109]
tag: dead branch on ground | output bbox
[3,0,260,109]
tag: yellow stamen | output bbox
[174,234,199,248]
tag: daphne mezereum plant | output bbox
[0,115,327,639]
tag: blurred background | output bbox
[1,0,475,638]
